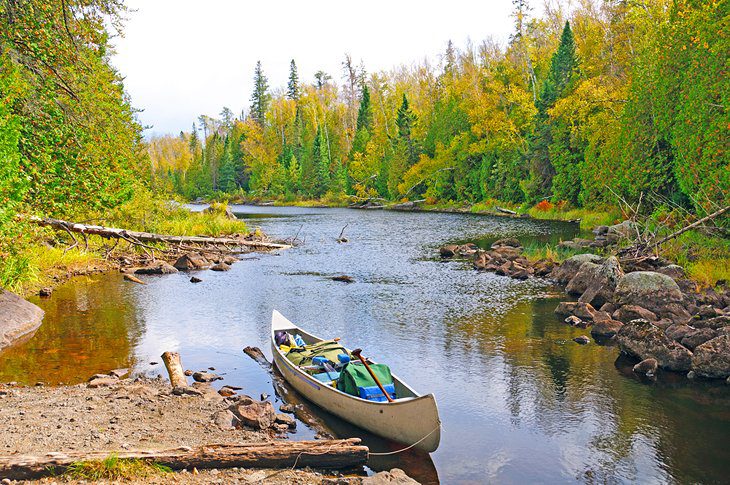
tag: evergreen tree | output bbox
[312,126,331,196]
[355,83,372,131]
[526,21,579,201]
[250,61,271,124]
[395,93,419,166]
[287,59,299,101]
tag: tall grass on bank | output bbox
[660,230,730,289]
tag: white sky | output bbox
[112,0,523,136]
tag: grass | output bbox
[660,230,730,289]
[525,205,621,231]
[63,454,172,480]
[521,241,590,263]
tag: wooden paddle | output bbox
[351,348,394,403]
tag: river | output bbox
[1,205,729,483]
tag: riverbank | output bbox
[0,375,405,484]
[440,223,730,380]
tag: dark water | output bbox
[2,206,729,484]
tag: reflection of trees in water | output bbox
[0,275,141,385]
[442,296,730,482]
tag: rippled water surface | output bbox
[2,206,729,483]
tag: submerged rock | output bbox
[210,262,231,272]
[574,336,590,345]
[633,358,658,376]
[616,319,693,372]
[192,371,222,383]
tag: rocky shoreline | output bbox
[440,224,730,382]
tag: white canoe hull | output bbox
[270,310,441,453]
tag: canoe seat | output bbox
[312,371,340,384]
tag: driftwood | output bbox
[22,215,291,250]
[652,205,729,247]
[123,274,145,285]
[161,351,188,389]
[0,439,368,480]
[495,207,517,215]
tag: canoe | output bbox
[270,310,441,453]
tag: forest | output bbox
[148,0,728,215]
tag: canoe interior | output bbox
[274,325,419,400]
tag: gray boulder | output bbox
[616,319,693,372]
[552,254,603,284]
[135,262,179,275]
[655,264,685,280]
[691,335,730,378]
[615,271,690,324]
[0,290,44,351]
[680,328,718,350]
[577,256,625,307]
[173,253,210,270]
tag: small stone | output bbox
[39,287,52,297]
[193,371,221,383]
[687,371,696,379]
[218,387,236,397]
[573,336,590,345]
[184,369,193,376]
[332,275,354,283]
[210,263,231,272]
[109,368,129,378]
[190,276,203,283]
[274,413,296,429]
[87,377,118,388]
[279,403,296,413]
[565,315,583,327]
[260,393,269,401]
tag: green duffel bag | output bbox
[286,340,350,367]
[337,361,394,398]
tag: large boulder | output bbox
[691,335,730,378]
[173,253,210,270]
[577,256,624,307]
[565,262,599,296]
[552,254,603,285]
[228,396,276,430]
[607,220,637,238]
[591,319,624,338]
[680,328,717,350]
[614,271,690,324]
[616,319,693,372]
[0,290,44,351]
[692,315,730,330]
[613,305,658,323]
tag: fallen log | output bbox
[161,351,188,389]
[21,215,291,250]
[123,274,145,285]
[0,439,368,480]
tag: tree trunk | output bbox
[21,215,291,250]
[0,439,368,480]
[161,351,188,389]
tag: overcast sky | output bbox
[112,0,524,136]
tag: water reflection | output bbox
[1,207,728,483]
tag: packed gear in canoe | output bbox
[275,330,397,402]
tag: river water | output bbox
[1,205,729,483]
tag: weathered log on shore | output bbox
[22,215,291,250]
[0,439,368,480]
[161,351,188,389]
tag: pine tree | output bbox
[349,83,373,158]
[250,61,271,124]
[312,126,331,196]
[526,21,579,201]
[395,93,419,166]
[287,59,299,101]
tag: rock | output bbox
[614,271,684,315]
[578,256,624,307]
[573,302,597,321]
[39,287,52,297]
[554,302,576,317]
[591,319,623,338]
[574,336,590,345]
[551,254,603,284]
[457,243,479,256]
[135,262,179,275]
[218,387,236,397]
[108,368,129,378]
[693,315,730,330]
[229,396,276,430]
[190,382,224,402]
[491,238,521,249]
[439,245,458,258]
[697,304,722,319]
[687,370,696,379]
[592,311,613,324]
[332,275,354,283]
[616,319,693,372]
[279,403,296,413]
[87,377,118,388]
[600,302,618,315]
[633,358,658,376]
[565,315,585,327]
[666,324,695,342]
[607,220,637,237]
[492,246,522,259]
[533,259,555,277]
[565,262,600,295]
[184,369,193,376]
[0,290,45,351]
[192,371,222,383]
[681,328,717,350]
[212,409,240,430]
[613,305,658,323]
[656,264,685,280]
[210,262,231,272]
[274,413,296,429]
[190,276,203,283]
[223,255,238,265]
[512,269,529,280]
[691,335,730,378]
[362,468,419,485]
[173,253,210,270]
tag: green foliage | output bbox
[250,60,270,124]
[64,455,171,480]
[287,59,300,101]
